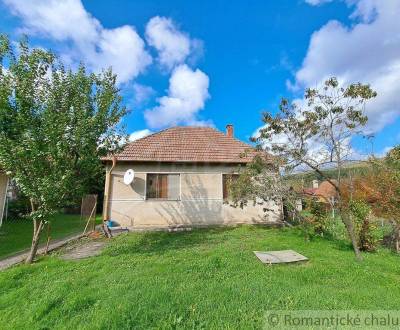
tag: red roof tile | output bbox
[303,180,338,201]
[106,126,269,164]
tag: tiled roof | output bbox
[106,126,269,163]
[303,180,338,201]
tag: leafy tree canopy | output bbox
[0,35,126,262]
[231,77,377,260]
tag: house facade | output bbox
[103,125,282,230]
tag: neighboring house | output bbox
[302,179,338,218]
[303,179,338,205]
[0,171,9,225]
[102,125,282,230]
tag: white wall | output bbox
[105,162,282,229]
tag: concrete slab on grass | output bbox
[254,250,308,265]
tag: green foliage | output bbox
[308,199,326,218]
[249,77,377,260]
[6,195,30,220]
[386,145,400,170]
[297,212,320,241]
[308,200,327,234]
[348,200,379,252]
[323,216,348,241]
[257,77,376,173]
[0,35,126,221]
[298,200,328,240]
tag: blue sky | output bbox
[0,0,399,155]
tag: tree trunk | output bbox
[25,199,45,264]
[336,182,363,261]
[25,218,44,264]
[395,225,400,253]
[341,212,363,261]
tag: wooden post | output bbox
[92,199,97,231]
[82,203,96,235]
[103,156,117,222]
[45,222,51,255]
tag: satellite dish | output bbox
[123,169,135,185]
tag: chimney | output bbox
[226,124,234,138]
[312,180,319,189]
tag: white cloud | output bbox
[291,0,400,133]
[376,145,393,158]
[305,0,333,6]
[145,16,201,70]
[144,64,210,129]
[252,123,360,172]
[128,129,153,141]
[132,83,155,105]
[3,0,152,84]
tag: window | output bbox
[222,174,239,200]
[146,174,180,200]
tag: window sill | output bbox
[145,198,181,201]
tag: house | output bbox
[102,125,282,230]
[0,171,9,225]
[303,179,338,205]
[302,179,338,218]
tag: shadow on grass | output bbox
[324,235,354,252]
[104,226,242,256]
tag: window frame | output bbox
[222,173,240,201]
[145,172,181,201]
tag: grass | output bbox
[0,225,399,329]
[0,214,99,259]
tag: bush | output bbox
[296,199,328,240]
[382,220,400,252]
[348,200,380,252]
[298,212,318,241]
[7,195,31,220]
[324,216,348,241]
[309,199,328,234]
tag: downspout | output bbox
[103,156,117,223]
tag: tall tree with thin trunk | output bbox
[0,36,126,263]
[231,78,376,261]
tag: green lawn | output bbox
[0,214,97,259]
[0,226,399,329]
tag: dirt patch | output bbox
[60,239,107,260]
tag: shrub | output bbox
[308,199,328,234]
[348,200,379,252]
[7,195,31,220]
[297,213,327,242]
[324,216,348,241]
[297,199,328,240]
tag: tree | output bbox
[346,146,400,252]
[381,146,400,252]
[0,35,126,263]
[232,77,377,260]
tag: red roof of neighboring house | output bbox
[104,126,270,164]
[303,187,317,195]
[303,180,337,201]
